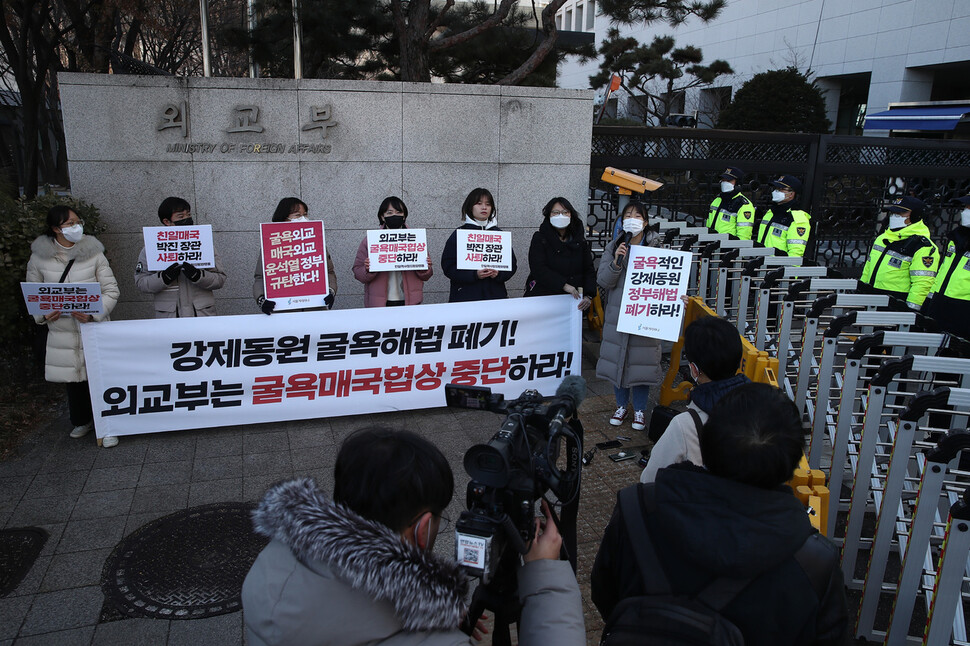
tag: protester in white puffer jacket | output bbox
[26,205,120,447]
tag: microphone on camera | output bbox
[554,374,587,419]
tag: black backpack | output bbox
[600,485,750,646]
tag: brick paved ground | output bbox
[0,338,660,645]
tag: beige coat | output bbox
[26,235,120,383]
[134,247,226,318]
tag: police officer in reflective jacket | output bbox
[755,175,811,257]
[706,167,756,239]
[860,196,939,310]
[922,194,970,338]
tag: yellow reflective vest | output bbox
[707,192,756,239]
[756,206,811,257]
[860,220,939,309]
[922,226,970,338]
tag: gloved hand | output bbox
[257,296,275,315]
[181,262,202,282]
[160,262,181,285]
[324,290,335,309]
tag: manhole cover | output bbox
[0,527,48,596]
[101,503,268,619]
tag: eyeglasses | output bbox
[550,210,570,217]
[63,219,84,227]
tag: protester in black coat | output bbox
[441,188,517,303]
[524,197,594,310]
[592,384,850,646]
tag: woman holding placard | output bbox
[441,188,517,303]
[523,196,594,310]
[352,196,433,307]
[26,205,121,447]
[595,202,662,433]
[254,197,338,314]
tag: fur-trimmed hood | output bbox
[30,234,105,262]
[251,478,469,633]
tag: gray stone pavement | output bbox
[0,341,658,645]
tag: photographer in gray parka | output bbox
[596,202,664,433]
[242,427,585,646]
[134,197,226,318]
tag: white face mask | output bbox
[61,224,84,242]
[622,218,645,235]
[771,190,786,203]
[720,181,735,193]
[961,208,970,227]
[288,216,310,223]
[549,214,571,229]
[888,214,908,230]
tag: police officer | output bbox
[860,196,939,310]
[706,167,756,239]
[756,175,811,257]
[922,194,970,337]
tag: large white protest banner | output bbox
[366,229,429,272]
[456,230,512,271]
[21,282,104,316]
[80,295,581,438]
[615,247,690,342]
[142,225,216,271]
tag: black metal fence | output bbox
[588,126,970,276]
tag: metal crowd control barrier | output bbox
[695,238,756,306]
[775,276,855,394]
[793,293,891,423]
[854,384,970,644]
[711,247,776,321]
[806,311,920,470]
[840,355,970,584]
[733,255,801,335]
[815,332,948,546]
[753,269,842,354]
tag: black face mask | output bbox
[174,218,194,226]
[383,215,405,229]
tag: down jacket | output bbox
[595,232,664,388]
[26,235,119,383]
[523,218,595,298]
[242,478,585,646]
[134,246,226,318]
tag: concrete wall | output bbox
[58,73,593,319]
[558,0,970,133]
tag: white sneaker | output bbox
[632,410,646,432]
[70,422,93,439]
[101,436,119,448]
[610,407,628,426]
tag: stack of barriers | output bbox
[646,211,970,643]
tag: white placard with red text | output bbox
[21,282,104,316]
[366,229,429,271]
[456,230,512,271]
[80,295,582,438]
[260,221,329,311]
[142,225,215,271]
[615,246,690,342]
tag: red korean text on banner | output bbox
[260,221,329,311]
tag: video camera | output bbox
[445,375,586,584]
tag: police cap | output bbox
[770,175,802,193]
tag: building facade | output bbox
[557,0,970,136]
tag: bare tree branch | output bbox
[429,0,516,51]
[496,0,567,85]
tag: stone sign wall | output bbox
[58,73,593,318]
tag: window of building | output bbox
[565,9,572,30]
[698,86,732,127]
[586,1,596,29]
[928,61,970,102]
[576,4,584,32]
[556,12,562,30]
[822,72,870,136]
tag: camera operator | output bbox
[242,427,585,646]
